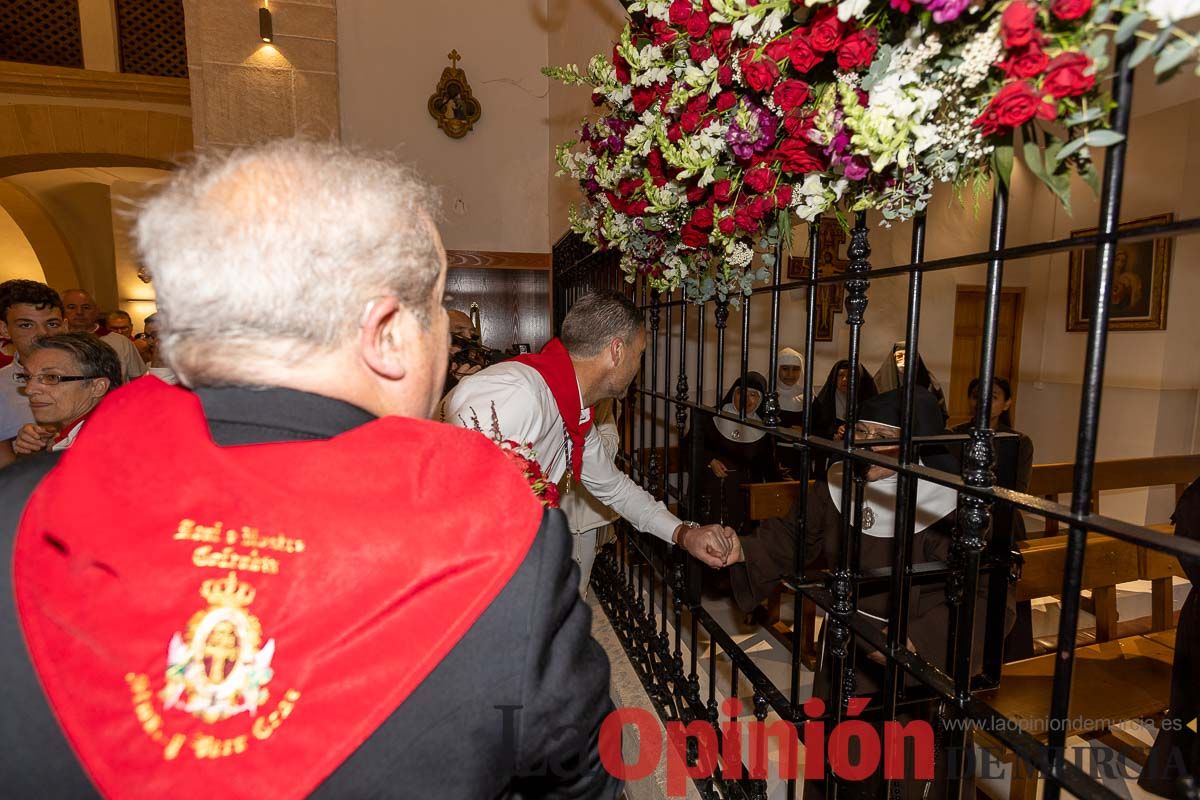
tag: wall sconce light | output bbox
[259,5,273,43]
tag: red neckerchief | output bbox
[51,407,97,445]
[512,338,593,482]
[13,378,543,799]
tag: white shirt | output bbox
[0,360,33,441]
[99,331,148,381]
[440,361,681,543]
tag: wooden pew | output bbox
[1029,453,1200,536]
[1139,523,1182,633]
[976,532,1178,800]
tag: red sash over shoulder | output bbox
[13,378,544,799]
[512,338,593,482]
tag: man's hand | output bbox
[12,423,55,456]
[709,458,730,479]
[674,523,738,568]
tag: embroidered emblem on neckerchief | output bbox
[164,572,277,724]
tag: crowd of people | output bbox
[0,138,1192,799]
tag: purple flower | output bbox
[842,156,870,181]
[921,0,972,23]
[726,102,780,160]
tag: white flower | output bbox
[838,0,871,22]
[1145,0,1200,25]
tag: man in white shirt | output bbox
[441,290,735,568]
[60,289,147,382]
[0,280,68,460]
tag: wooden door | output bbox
[949,287,1024,428]
[444,266,551,353]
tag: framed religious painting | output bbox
[786,215,849,341]
[1067,213,1173,332]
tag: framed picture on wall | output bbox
[786,216,849,341]
[1066,213,1173,332]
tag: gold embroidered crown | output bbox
[200,571,256,608]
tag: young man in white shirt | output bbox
[441,290,735,568]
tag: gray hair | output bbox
[27,333,123,392]
[560,291,643,358]
[133,139,442,387]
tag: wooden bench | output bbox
[976,530,1183,799]
[1029,454,1200,536]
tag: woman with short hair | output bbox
[10,333,122,456]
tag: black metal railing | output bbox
[551,40,1200,800]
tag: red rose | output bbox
[1042,51,1094,98]
[689,205,715,229]
[669,0,693,26]
[651,21,679,46]
[717,63,734,87]
[744,166,775,193]
[613,46,631,84]
[680,222,709,248]
[773,78,811,111]
[734,204,758,232]
[749,195,775,219]
[999,40,1048,79]
[836,28,878,71]
[741,54,780,92]
[775,184,792,210]
[681,109,704,133]
[711,25,733,59]
[667,122,684,142]
[712,178,735,204]
[647,149,666,179]
[1050,0,1091,20]
[972,80,1056,136]
[718,215,736,235]
[715,91,737,111]
[632,86,657,113]
[788,32,822,73]
[1001,1,1039,50]
[626,200,649,216]
[765,38,792,61]
[687,12,710,38]
[617,176,643,197]
[776,138,826,174]
[808,8,843,53]
[690,42,713,63]
[782,110,815,138]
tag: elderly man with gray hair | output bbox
[0,141,620,799]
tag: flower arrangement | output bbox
[468,404,561,508]
[546,0,1200,302]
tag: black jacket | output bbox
[0,386,620,799]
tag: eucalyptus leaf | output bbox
[1055,136,1088,162]
[1130,35,1160,68]
[993,143,1014,189]
[762,253,777,267]
[861,44,893,92]
[1065,107,1105,126]
[1022,139,1048,183]
[1115,12,1147,44]
[1092,0,1113,24]
[1155,40,1197,75]
[1086,34,1110,60]
[1081,163,1101,196]
[1084,129,1126,147]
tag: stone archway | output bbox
[0,103,191,291]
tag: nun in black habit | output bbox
[683,372,779,531]
[727,388,997,799]
[874,341,949,423]
[1138,476,1200,798]
[809,360,878,476]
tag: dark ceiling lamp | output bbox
[259,4,274,43]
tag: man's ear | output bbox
[358,295,417,381]
[609,336,624,366]
[90,378,111,401]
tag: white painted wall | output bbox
[338,0,553,253]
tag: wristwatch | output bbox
[673,520,700,547]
